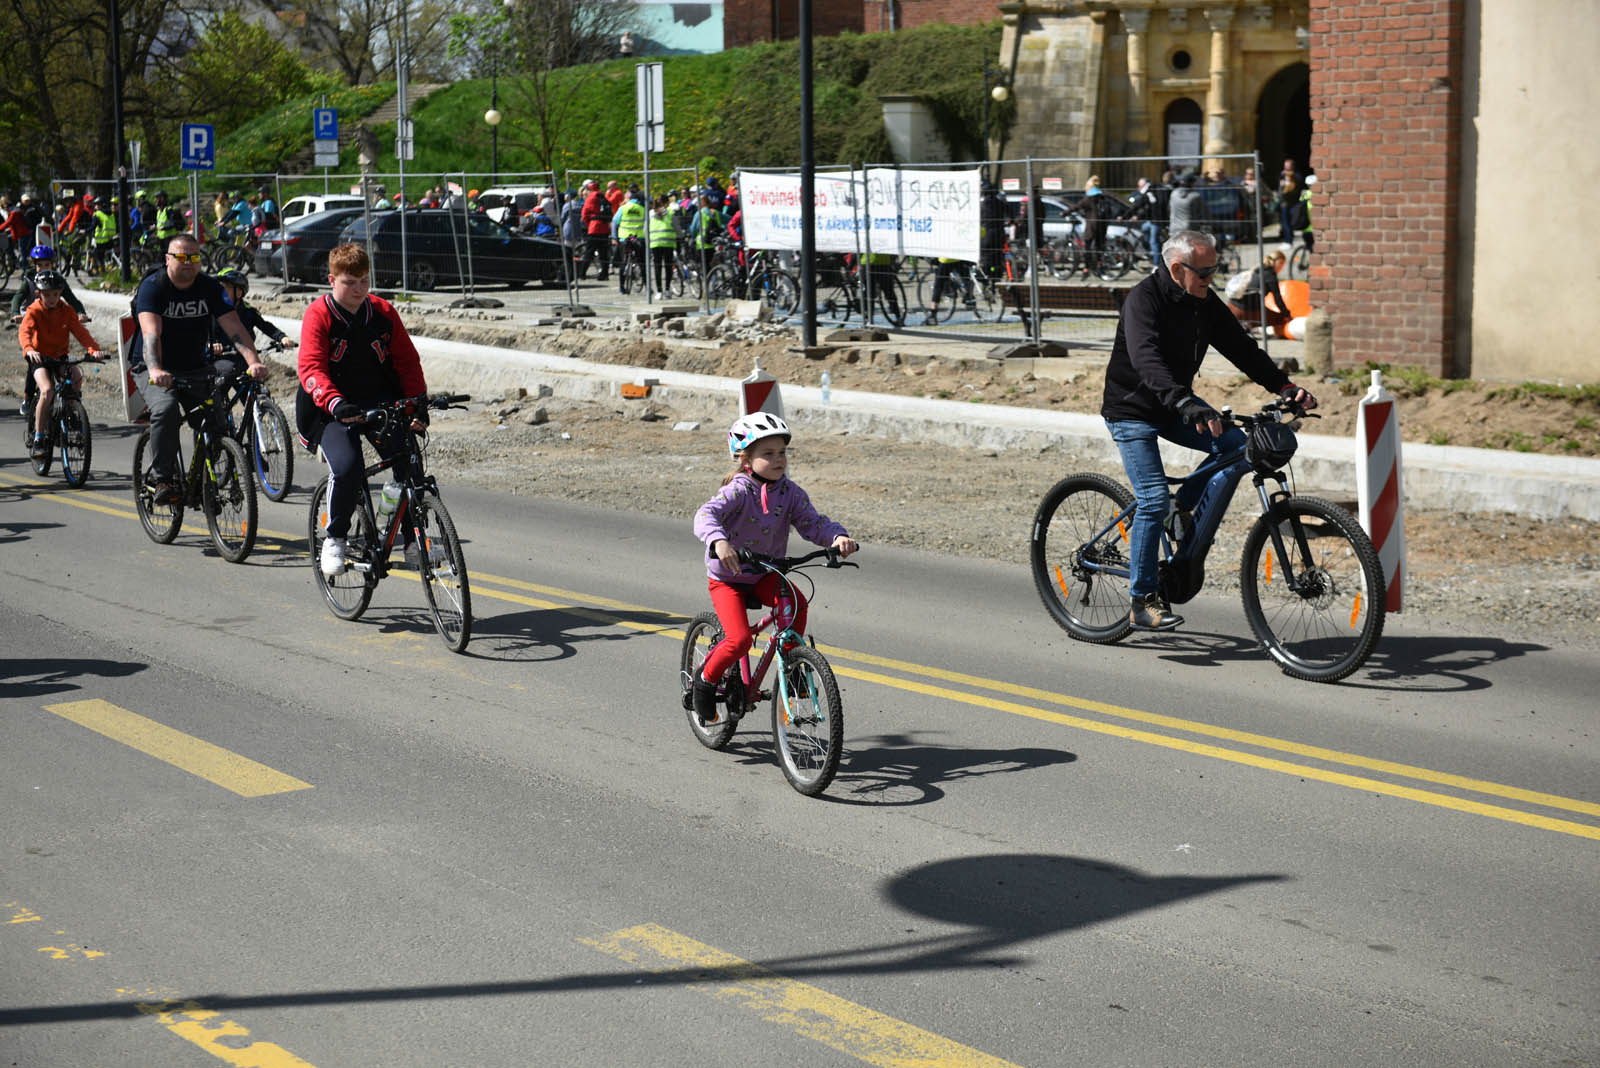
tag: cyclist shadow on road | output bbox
[1139,628,1544,692]
[464,605,687,663]
[713,731,1077,807]
[0,656,146,701]
[0,520,64,543]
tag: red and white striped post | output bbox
[117,315,147,422]
[740,357,783,419]
[1356,370,1404,612]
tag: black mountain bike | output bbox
[220,344,295,502]
[132,370,258,563]
[22,354,103,487]
[307,393,474,653]
[1030,400,1386,682]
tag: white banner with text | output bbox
[740,168,980,260]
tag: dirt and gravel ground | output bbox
[9,293,1598,647]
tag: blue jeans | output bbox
[1106,417,1246,599]
[1139,221,1162,264]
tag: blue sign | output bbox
[181,123,214,171]
[313,108,338,141]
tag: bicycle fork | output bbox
[1254,479,1316,594]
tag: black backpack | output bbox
[593,195,613,223]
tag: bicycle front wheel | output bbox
[250,396,295,502]
[1240,495,1386,683]
[59,398,92,488]
[132,430,184,544]
[680,612,737,750]
[415,490,471,653]
[1030,473,1136,644]
[308,476,375,620]
[704,263,739,307]
[204,436,257,563]
[771,645,844,797]
[1288,244,1310,280]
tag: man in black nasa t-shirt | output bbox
[131,232,266,503]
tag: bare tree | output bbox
[451,0,637,171]
[250,0,458,85]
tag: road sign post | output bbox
[635,62,665,305]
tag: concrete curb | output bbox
[80,290,1600,521]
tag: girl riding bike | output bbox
[689,413,859,725]
[18,270,104,458]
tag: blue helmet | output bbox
[29,244,55,260]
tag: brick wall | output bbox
[725,0,864,49]
[862,0,1002,32]
[1308,0,1465,376]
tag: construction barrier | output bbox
[740,359,782,419]
[1355,370,1404,612]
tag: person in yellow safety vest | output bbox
[1297,175,1316,253]
[613,191,647,294]
[153,191,181,242]
[91,197,118,271]
[647,197,677,299]
[864,250,902,323]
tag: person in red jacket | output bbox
[297,242,428,576]
[579,179,612,282]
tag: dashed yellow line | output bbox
[583,923,1020,1068]
[44,699,312,798]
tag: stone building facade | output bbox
[994,1,1309,185]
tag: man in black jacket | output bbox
[1101,229,1316,631]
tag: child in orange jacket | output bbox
[19,270,102,457]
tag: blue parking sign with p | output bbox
[313,108,338,140]
[181,123,214,170]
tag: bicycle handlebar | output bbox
[354,392,472,426]
[736,547,858,572]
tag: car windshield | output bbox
[468,215,509,237]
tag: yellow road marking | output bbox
[583,923,1020,1068]
[43,700,312,798]
[9,471,1595,837]
[134,1000,318,1068]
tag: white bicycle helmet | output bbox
[728,412,791,458]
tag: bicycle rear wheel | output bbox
[1288,244,1310,279]
[308,476,375,620]
[1030,473,1136,644]
[771,646,844,797]
[415,489,471,653]
[132,430,184,543]
[752,267,800,321]
[59,398,92,487]
[1094,239,1133,281]
[1240,496,1386,683]
[250,396,295,502]
[704,263,739,307]
[203,437,256,563]
[680,612,737,750]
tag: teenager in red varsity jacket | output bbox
[297,243,428,575]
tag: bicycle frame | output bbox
[727,578,804,707]
[1078,430,1313,592]
[340,415,442,580]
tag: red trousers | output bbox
[700,574,808,684]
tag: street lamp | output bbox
[483,47,501,186]
[982,61,1010,182]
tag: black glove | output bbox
[1280,383,1317,411]
[1177,396,1219,425]
[331,399,362,422]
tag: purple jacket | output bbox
[694,473,847,584]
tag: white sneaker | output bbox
[319,536,348,576]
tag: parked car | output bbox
[1198,183,1257,243]
[1004,192,1132,244]
[254,207,368,282]
[280,194,365,226]
[339,209,566,291]
[477,186,544,226]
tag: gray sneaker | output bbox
[1129,592,1183,631]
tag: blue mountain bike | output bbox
[1030,400,1386,682]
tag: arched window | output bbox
[1164,98,1203,170]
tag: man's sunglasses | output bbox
[1179,261,1219,279]
[167,252,203,263]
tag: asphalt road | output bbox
[1,414,1595,1067]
